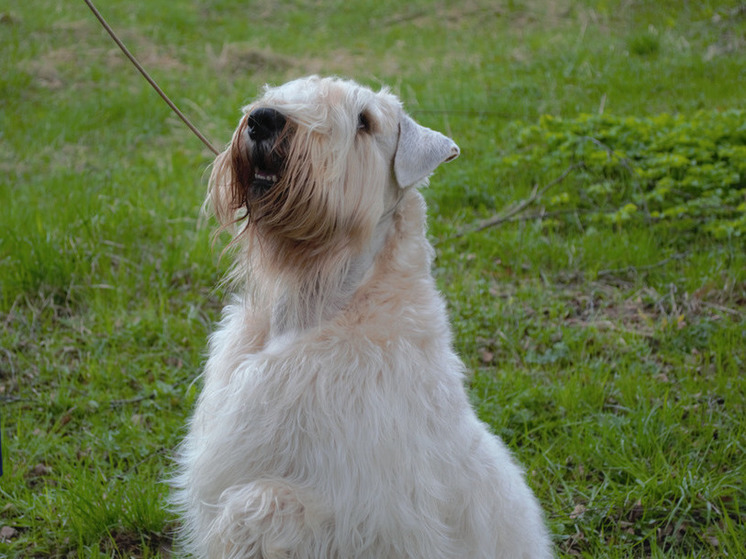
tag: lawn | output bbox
[1,0,745,557]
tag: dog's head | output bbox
[209,76,458,266]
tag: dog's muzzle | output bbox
[247,108,287,193]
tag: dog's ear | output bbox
[394,114,459,189]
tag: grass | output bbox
[1,0,744,557]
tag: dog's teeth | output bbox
[255,173,278,182]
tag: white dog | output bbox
[173,76,552,559]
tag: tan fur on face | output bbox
[208,78,401,331]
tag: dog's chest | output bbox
[198,319,465,485]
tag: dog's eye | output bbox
[357,112,371,133]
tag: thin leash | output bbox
[82,0,220,156]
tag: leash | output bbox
[82,0,220,155]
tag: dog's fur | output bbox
[173,76,552,558]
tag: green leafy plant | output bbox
[500,110,746,237]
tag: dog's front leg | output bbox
[207,480,326,559]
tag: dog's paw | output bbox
[209,480,325,559]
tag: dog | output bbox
[172,76,552,559]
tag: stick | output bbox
[451,163,582,239]
[597,251,690,278]
[83,0,219,155]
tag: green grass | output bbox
[1,0,745,557]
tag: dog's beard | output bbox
[219,111,385,282]
[225,117,294,223]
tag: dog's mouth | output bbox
[243,108,289,196]
[251,169,280,196]
[247,144,286,195]
[251,170,280,194]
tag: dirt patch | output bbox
[213,43,296,75]
[108,527,173,559]
[23,20,188,91]
[562,278,745,341]
[208,42,409,83]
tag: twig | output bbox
[109,377,188,407]
[450,163,583,240]
[381,9,429,26]
[700,302,742,317]
[109,392,157,408]
[381,4,502,26]
[0,396,29,404]
[493,207,598,223]
[412,108,514,118]
[597,251,690,278]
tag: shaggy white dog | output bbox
[173,76,552,559]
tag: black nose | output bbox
[247,108,286,142]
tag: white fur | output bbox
[172,76,552,558]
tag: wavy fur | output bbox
[172,76,552,558]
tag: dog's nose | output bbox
[247,108,286,142]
